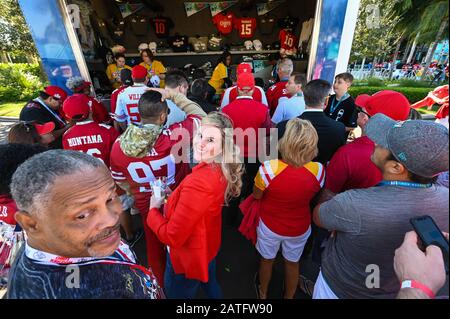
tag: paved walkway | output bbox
[0,117,18,144]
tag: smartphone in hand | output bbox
[410,215,449,274]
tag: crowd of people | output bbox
[0,51,448,300]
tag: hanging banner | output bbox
[209,1,238,17]
[118,2,145,19]
[184,2,210,17]
[256,0,285,16]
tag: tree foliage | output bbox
[351,0,401,62]
[0,0,37,56]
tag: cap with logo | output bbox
[148,42,157,54]
[355,90,411,121]
[132,65,148,79]
[237,72,255,91]
[366,113,449,178]
[237,63,252,75]
[63,94,90,121]
[43,86,68,102]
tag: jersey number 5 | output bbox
[126,103,141,123]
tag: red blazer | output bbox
[148,162,227,282]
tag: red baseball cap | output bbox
[63,94,90,120]
[33,122,55,135]
[237,72,255,91]
[132,65,148,79]
[43,86,68,102]
[355,90,411,121]
[237,63,252,75]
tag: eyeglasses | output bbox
[356,107,371,118]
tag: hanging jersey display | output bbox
[131,15,149,36]
[279,29,299,51]
[278,16,299,31]
[151,16,174,38]
[259,15,276,35]
[234,17,257,39]
[212,12,235,35]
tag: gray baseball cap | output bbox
[366,113,449,178]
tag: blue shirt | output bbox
[271,93,306,124]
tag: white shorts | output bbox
[256,219,311,262]
[119,194,134,211]
[312,271,339,299]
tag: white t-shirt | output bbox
[115,83,148,124]
[220,85,268,109]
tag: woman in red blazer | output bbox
[148,112,243,298]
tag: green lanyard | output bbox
[329,93,349,114]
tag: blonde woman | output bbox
[148,112,243,299]
[253,118,325,299]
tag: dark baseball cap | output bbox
[366,113,449,177]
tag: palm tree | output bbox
[391,0,449,80]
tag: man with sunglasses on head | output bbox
[19,86,71,148]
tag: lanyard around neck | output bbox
[35,98,65,126]
[329,93,349,114]
[376,181,433,189]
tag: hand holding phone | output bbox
[410,215,449,274]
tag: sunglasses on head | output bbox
[356,106,371,118]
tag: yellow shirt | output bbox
[208,62,228,95]
[139,60,166,88]
[106,64,132,89]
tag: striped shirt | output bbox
[254,159,325,236]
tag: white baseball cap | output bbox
[253,39,262,51]
[244,40,253,50]
[138,43,149,51]
[149,75,160,87]
[148,42,157,54]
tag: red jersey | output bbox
[109,115,201,215]
[234,17,257,39]
[222,97,271,158]
[110,85,127,115]
[0,195,17,227]
[325,136,382,193]
[279,29,298,51]
[212,13,234,35]
[88,96,111,124]
[62,120,119,167]
[267,80,289,116]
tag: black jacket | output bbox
[277,110,346,164]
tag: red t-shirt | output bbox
[279,29,298,50]
[0,195,17,227]
[62,120,119,167]
[325,136,383,193]
[109,115,201,215]
[234,17,257,39]
[110,86,127,115]
[212,13,235,35]
[255,160,325,237]
[267,80,289,116]
[222,97,271,158]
